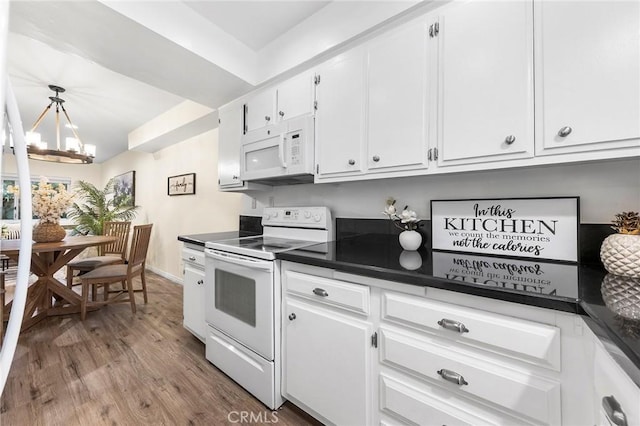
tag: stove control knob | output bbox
[272,211,279,218]
[313,213,321,222]
[264,213,271,220]
[304,211,311,219]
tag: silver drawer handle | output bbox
[504,135,516,145]
[197,280,204,285]
[265,115,271,121]
[603,395,628,426]
[348,159,355,165]
[288,313,296,321]
[437,369,468,386]
[312,288,329,297]
[372,155,380,162]
[437,318,469,333]
[279,111,285,117]
[188,256,196,261]
[557,126,572,137]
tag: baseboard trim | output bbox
[147,266,182,285]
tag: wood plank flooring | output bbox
[1,271,319,425]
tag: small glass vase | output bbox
[33,221,67,243]
[399,230,422,251]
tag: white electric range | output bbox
[203,207,333,409]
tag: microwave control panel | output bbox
[289,132,302,166]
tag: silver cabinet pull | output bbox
[288,313,296,321]
[603,396,628,426]
[197,280,204,285]
[188,256,196,261]
[265,115,271,121]
[279,111,285,117]
[557,126,572,137]
[437,318,469,333]
[372,155,380,162]
[232,175,238,180]
[313,288,329,297]
[348,159,355,165]
[437,369,468,386]
[504,135,516,145]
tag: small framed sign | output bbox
[168,173,196,196]
[430,197,579,262]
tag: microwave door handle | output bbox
[279,134,287,168]
[207,250,273,271]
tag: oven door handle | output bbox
[206,250,273,271]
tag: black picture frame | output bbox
[168,173,196,196]
[113,171,135,207]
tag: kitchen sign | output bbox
[431,197,579,262]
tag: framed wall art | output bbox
[430,197,580,262]
[168,173,196,196]
[113,171,135,207]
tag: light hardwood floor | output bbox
[1,271,319,425]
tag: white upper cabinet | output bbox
[535,1,640,155]
[436,0,534,166]
[367,19,429,173]
[276,71,315,122]
[315,48,367,179]
[244,89,275,133]
[218,101,244,188]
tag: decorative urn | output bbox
[600,211,640,278]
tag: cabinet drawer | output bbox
[285,270,370,315]
[182,247,205,267]
[382,291,560,370]
[380,327,561,425]
[380,372,533,426]
[594,342,640,426]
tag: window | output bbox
[1,176,71,220]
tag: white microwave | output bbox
[240,115,314,184]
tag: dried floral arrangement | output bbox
[611,211,640,235]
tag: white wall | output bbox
[101,128,242,282]
[242,158,640,224]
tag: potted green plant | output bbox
[67,179,139,236]
[600,211,640,278]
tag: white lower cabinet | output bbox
[282,266,373,425]
[379,325,560,425]
[182,246,206,341]
[280,262,639,426]
[593,340,640,426]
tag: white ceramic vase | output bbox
[399,230,422,251]
[600,234,640,278]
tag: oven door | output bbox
[204,249,274,360]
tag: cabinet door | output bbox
[283,298,372,425]
[593,342,640,426]
[436,0,534,166]
[218,102,243,188]
[183,263,206,341]
[535,1,640,155]
[367,19,429,172]
[276,71,314,122]
[315,49,366,179]
[245,89,275,132]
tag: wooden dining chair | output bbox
[66,221,131,290]
[78,224,153,320]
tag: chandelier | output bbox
[24,84,95,164]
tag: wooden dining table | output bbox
[1,235,118,331]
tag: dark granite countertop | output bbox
[178,231,259,247]
[277,233,640,377]
[177,215,263,247]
